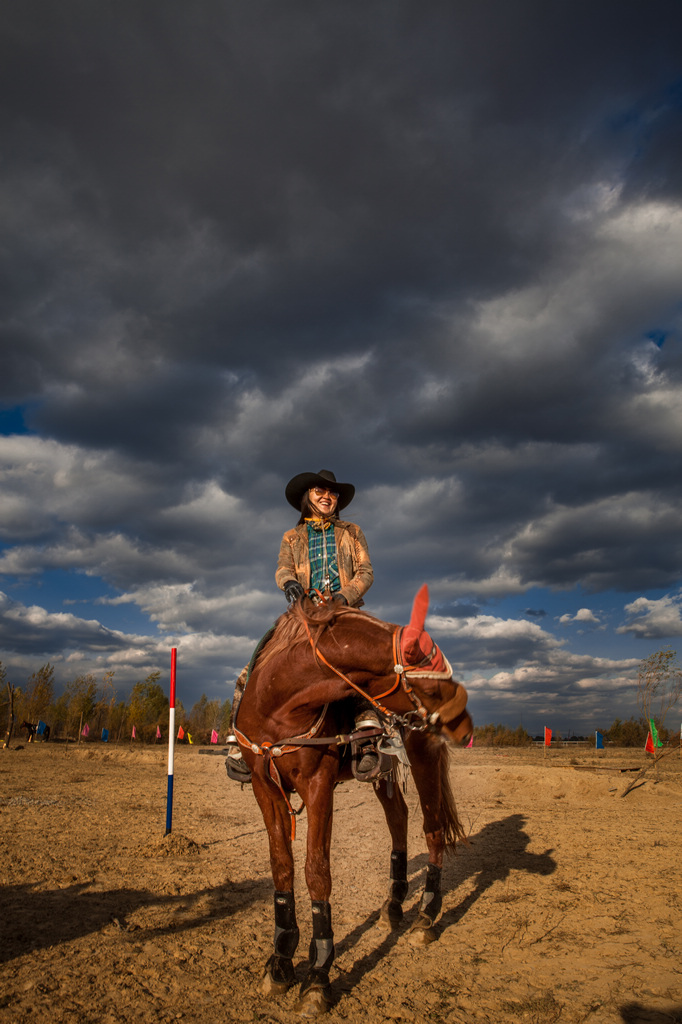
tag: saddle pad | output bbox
[246,624,277,682]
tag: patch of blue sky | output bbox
[609,75,682,134]
[645,329,668,348]
[4,569,155,635]
[0,405,32,435]
[490,585,674,661]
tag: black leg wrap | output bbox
[308,900,334,973]
[390,849,409,903]
[420,864,443,922]
[273,890,300,959]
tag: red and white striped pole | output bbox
[165,647,177,835]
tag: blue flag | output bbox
[101,728,109,742]
[37,721,47,735]
[595,731,604,749]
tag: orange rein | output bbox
[301,617,405,715]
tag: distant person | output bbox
[227,469,380,781]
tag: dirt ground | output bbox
[1,741,681,1024]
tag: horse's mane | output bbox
[255,598,392,673]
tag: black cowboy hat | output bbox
[285,469,355,512]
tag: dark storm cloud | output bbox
[4,2,682,399]
[1,2,682,721]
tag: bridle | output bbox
[233,609,459,839]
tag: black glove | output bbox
[332,593,348,605]
[284,581,305,604]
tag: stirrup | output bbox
[226,758,252,784]
[351,741,392,782]
[225,746,252,784]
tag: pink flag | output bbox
[544,727,552,746]
[132,725,137,740]
[81,723,90,737]
[211,729,219,744]
[156,725,161,739]
[466,733,473,748]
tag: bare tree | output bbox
[23,663,55,726]
[637,647,682,764]
[2,662,14,749]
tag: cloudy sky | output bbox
[2,1,682,735]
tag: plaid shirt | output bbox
[276,519,373,607]
[306,521,341,594]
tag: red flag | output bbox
[211,729,219,744]
[645,731,654,753]
[156,725,161,739]
[132,725,136,740]
[177,725,185,740]
[544,727,552,746]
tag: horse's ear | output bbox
[409,584,429,632]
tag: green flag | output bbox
[649,719,663,748]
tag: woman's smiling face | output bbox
[308,486,339,516]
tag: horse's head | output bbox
[400,585,473,746]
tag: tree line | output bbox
[2,646,681,749]
[470,719,680,747]
[1,662,233,746]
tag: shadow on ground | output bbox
[331,812,555,1001]
[0,876,271,962]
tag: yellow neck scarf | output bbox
[305,517,332,530]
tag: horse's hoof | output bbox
[295,987,332,1017]
[408,914,439,945]
[262,973,290,996]
[262,955,295,996]
[378,898,404,930]
[408,924,437,945]
[296,971,332,1017]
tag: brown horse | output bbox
[234,584,472,1015]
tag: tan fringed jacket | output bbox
[275,520,374,607]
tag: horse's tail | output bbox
[440,744,468,853]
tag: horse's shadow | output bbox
[439,811,556,929]
[0,876,271,963]
[620,1002,682,1024]
[333,813,555,995]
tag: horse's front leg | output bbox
[405,734,448,945]
[296,760,337,1016]
[407,828,445,945]
[374,778,409,929]
[251,773,300,995]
